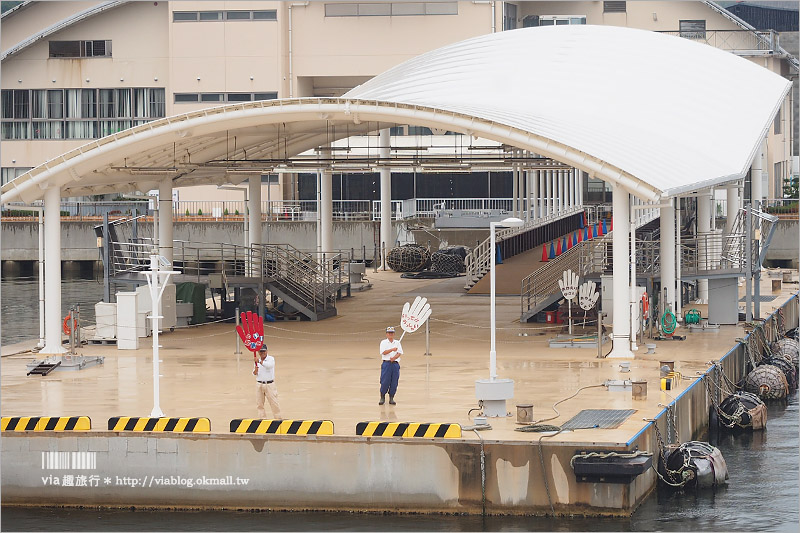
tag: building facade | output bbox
[1,1,795,203]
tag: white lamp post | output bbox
[476,216,524,417]
[144,255,179,418]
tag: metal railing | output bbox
[520,236,607,320]
[464,205,583,287]
[657,29,778,53]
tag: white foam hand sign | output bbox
[579,280,600,311]
[400,296,432,338]
[558,269,579,302]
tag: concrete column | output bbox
[525,169,531,223]
[379,129,391,268]
[531,169,539,221]
[751,139,765,209]
[43,186,66,355]
[660,200,676,314]
[248,176,262,248]
[697,191,712,303]
[320,168,333,253]
[557,170,564,214]
[545,169,552,216]
[512,151,519,218]
[608,185,633,358]
[158,178,173,264]
[538,170,544,218]
[725,183,740,236]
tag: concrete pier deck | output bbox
[2,269,798,515]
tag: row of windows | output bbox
[49,40,111,58]
[1,167,33,186]
[1,88,165,140]
[174,92,278,103]
[324,2,457,17]
[173,10,276,22]
[523,15,587,27]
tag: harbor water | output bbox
[1,276,798,531]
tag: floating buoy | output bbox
[386,245,430,272]
[658,441,728,489]
[745,364,789,400]
[718,391,767,430]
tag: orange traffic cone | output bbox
[556,238,563,256]
[542,244,549,262]
[597,222,604,237]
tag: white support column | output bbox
[568,170,574,209]
[608,185,633,358]
[512,151,519,218]
[629,195,638,352]
[557,170,564,214]
[675,198,683,321]
[525,169,531,223]
[379,129,392,268]
[660,199,677,314]
[43,186,66,355]
[546,169,553,216]
[538,170,544,218]
[751,139,765,209]
[725,183,740,236]
[158,178,173,265]
[320,168,333,254]
[248,176,262,248]
[531,169,538,221]
[697,191,712,303]
[519,154,525,218]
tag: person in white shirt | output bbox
[378,326,403,405]
[253,345,282,419]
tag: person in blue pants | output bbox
[379,326,404,405]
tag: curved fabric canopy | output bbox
[1,25,790,204]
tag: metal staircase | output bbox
[519,208,779,322]
[97,215,348,321]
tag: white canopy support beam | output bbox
[158,178,173,265]
[42,185,66,356]
[660,199,677,315]
[379,128,392,269]
[608,185,633,358]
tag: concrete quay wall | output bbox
[2,433,646,516]
[0,221,395,262]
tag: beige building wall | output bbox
[1,1,795,201]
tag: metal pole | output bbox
[745,204,753,322]
[103,212,111,303]
[490,222,497,380]
[597,312,605,359]
[235,306,242,354]
[38,209,45,349]
[424,320,431,356]
[149,256,164,418]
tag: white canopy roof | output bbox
[1,25,790,204]
[346,25,791,198]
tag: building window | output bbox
[324,2,457,17]
[173,10,277,22]
[174,92,278,103]
[603,2,626,13]
[1,167,33,186]
[679,20,706,39]
[1,88,165,140]
[774,105,782,135]
[524,15,586,27]
[503,3,517,30]
[49,40,112,58]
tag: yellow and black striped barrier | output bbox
[230,419,334,435]
[108,417,210,432]
[356,421,461,439]
[1,416,91,432]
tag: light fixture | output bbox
[51,79,56,83]
[17,79,22,83]
[154,77,158,81]
[85,78,90,83]
[120,78,124,82]
[475,216,524,417]
[652,12,657,21]
[249,76,254,80]
[196,76,201,81]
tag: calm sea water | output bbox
[1,277,798,531]
[1,273,105,347]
